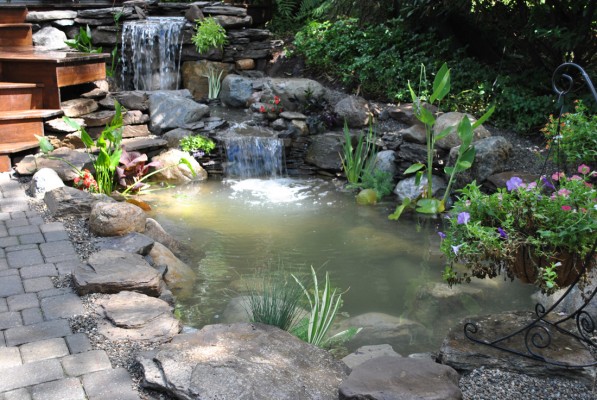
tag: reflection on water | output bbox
[145,178,535,353]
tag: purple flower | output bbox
[506,177,523,191]
[451,244,463,256]
[457,212,470,225]
[497,227,508,239]
[541,176,555,190]
[438,231,446,239]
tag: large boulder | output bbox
[44,186,112,218]
[334,96,371,128]
[149,242,196,291]
[434,112,491,150]
[32,26,68,50]
[150,149,208,183]
[339,356,462,400]
[305,133,344,171]
[265,78,325,112]
[93,291,180,343]
[148,92,210,134]
[220,74,254,108]
[29,168,65,199]
[438,311,596,386]
[137,323,349,400]
[447,136,512,187]
[16,148,90,180]
[73,249,161,296]
[89,202,146,237]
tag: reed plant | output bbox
[340,121,376,185]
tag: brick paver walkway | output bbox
[0,173,139,400]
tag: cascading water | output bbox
[224,136,286,178]
[120,17,186,91]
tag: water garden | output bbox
[7,1,597,399]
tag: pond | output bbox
[145,177,536,354]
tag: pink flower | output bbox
[557,188,571,197]
[578,164,591,175]
[551,172,565,181]
[570,175,582,181]
[259,105,266,113]
[561,205,572,211]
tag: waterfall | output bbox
[224,137,286,178]
[120,17,185,91]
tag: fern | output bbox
[275,0,296,18]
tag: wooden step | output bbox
[0,24,32,47]
[0,109,62,172]
[0,109,63,143]
[0,47,109,108]
[0,82,43,111]
[0,7,28,24]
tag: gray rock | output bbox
[334,95,371,128]
[434,112,491,150]
[73,250,161,296]
[44,186,111,218]
[151,149,208,183]
[82,110,115,127]
[123,124,151,138]
[32,26,68,50]
[162,128,194,148]
[145,218,183,256]
[305,133,344,171]
[148,242,196,291]
[389,102,437,125]
[16,148,90,180]
[185,5,203,23]
[203,6,247,17]
[400,124,427,144]
[112,91,148,111]
[213,15,252,29]
[30,168,65,199]
[393,175,447,202]
[45,117,85,134]
[201,116,227,131]
[93,291,180,343]
[95,232,155,256]
[447,135,512,187]
[331,312,427,352]
[77,7,134,19]
[26,10,77,21]
[271,118,288,131]
[438,311,595,386]
[61,98,99,118]
[342,344,402,369]
[149,92,210,134]
[137,323,349,400]
[122,110,149,125]
[374,150,397,178]
[339,356,462,400]
[220,74,254,108]
[266,78,325,112]
[279,111,307,120]
[89,202,147,237]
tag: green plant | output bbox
[245,271,306,332]
[339,122,376,185]
[37,102,124,194]
[64,25,102,54]
[389,63,495,218]
[541,99,597,168]
[179,135,216,157]
[203,65,224,99]
[439,167,596,294]
[192,17,228,54]
[106,9,124,78]
[292,267,360,347]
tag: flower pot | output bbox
[512,246,594,288]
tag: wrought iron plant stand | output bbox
[463,63,597,368]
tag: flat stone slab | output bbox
[95,232,155,255]
[93,291,180,343]
[137,323,349,400]
[438,311,596,386]
[339,356,462,400]
[73,249,161,296]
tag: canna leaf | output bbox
[404,163,425,174]
[430,63,450,103]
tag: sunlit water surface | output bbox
[145,178,535,353]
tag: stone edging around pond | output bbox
[29,169,596,399]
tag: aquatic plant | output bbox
[339,121,376,185]
[203,65,224,99]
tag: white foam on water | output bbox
[227,178,312,204]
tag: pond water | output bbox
[145,177,536,354]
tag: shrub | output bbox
[180,135,216,157]
[192,17,228,54]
